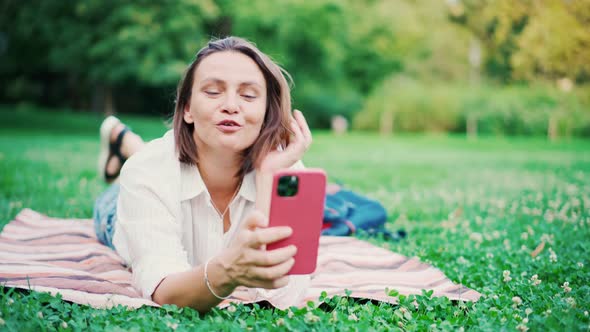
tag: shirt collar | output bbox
[180,162,256,203]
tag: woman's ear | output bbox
[183,104,194,124]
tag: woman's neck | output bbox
[196,148,242,195]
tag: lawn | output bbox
[1,105,589,331]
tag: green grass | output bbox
[1,105,589,331]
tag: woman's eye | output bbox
[242,94,256,100]
[205,91,220,96]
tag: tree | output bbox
[454,0,590,83]
[1,0,219,113]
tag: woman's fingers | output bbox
[293,110,312,147]
[248,245,297,266]
[241,209,269,229]
[248,258,295,284]
[284,110,311,159]
[248,226,293,248]
[285,121,305,155]
[242,275,291,289]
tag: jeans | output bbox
[93,183,120,249]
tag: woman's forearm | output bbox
[152,256,235,313]
[255,170,273,218]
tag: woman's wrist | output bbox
[205,256,237,298]
[255,170,273,217]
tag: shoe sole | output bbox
[98,116,121,182]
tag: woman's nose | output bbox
[221,93,239,114]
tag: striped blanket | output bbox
[0,209,480,309]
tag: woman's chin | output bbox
[217,141,254,154]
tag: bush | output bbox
[293,79,363,129]
[353,77,590,136]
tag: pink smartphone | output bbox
[266,168,327,275]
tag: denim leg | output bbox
[338,190,388,230]
[93,183,120,249]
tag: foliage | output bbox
[455,0,590,82]
[1,1,589,130]
[353,77,590,136]
[0,0,405,125]
[1,107,589,331]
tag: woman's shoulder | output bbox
[119,130,180,187]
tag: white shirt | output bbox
[113,130,309,304]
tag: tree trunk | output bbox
[548,115,558,141]
[92,85,104,114]
[104,86,115,115]
[380,109,394,136]
[467,114,477,140]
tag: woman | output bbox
[92,36,312,313]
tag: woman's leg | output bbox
[93,183,120,249]
[94,117,145,247]
[103,120,146,181]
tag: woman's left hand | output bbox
[258,109,312,174]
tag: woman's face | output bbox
[184,51,268,155]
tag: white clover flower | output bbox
[544,212,555,223]
[37,312,43,319]
[516,323,529,332]
[584,311,588,317]
[565,297,576,307]
[61,321,68,329]
[512,296,523,307]
[287,309,294,318]
[470,232,483,244]
[7,298,14,305]
[549,248,557,263]
[0,318,4,326]
[545,309,552,315]
[503,239,511,250]
[525,308,533,315]
[304,311,320,323]
[347,313,358,322]
[503,270,512,282]
[522,318,529,324]
[276,318,285,326]
[527,226,534,235]
[521,232,529,240]
[486,252,494,259]
[457,256,469,265]
[577,262,584,268]
[540,233,554,244]
[330,310,338,323]
[227,305,237,313]
[530,274,541,286]
[562,282,572,293]
[166,322,178,330]
[521,271,528,277]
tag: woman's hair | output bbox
[173,36,293,178]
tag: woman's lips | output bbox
[216,122,242,133]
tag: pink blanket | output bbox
[0,209,480,309]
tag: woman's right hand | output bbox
[258,110,312,174]
[214,209,297,290]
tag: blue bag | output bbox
[322,186,405,240]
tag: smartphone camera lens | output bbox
[277,175,299,197]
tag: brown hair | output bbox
[173,36,293,179]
